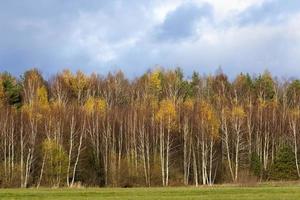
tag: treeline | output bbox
[0,68,300,188]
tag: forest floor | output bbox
[0,185,300,200]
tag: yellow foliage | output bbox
[22,104,42,120]
[61,69,73,84]
[22,104,32,116]
[72,71,89,93]
[96,98,107,115]
[156,99,176,122]
[84,97,107,115]
[84,97,95,114]
[200,101,213,121]
[42,139,68,180]
[232,106,245,119]
[183,98,194,112]
[258,97,267,109]
[199,100,220,138]
[27,70,41,83]
[61,70,89,95]
[42,139,57,153]
[37,86,49,109]
[22,85,49,119]
[149,70,162,94]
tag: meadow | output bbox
[0,186,300,200]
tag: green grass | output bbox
[0,186,300,200]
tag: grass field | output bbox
[0,186,300,200]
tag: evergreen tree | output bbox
[250,152,262,177]
[269,145,298,180]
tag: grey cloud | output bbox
[238,0,300,25]
[154,3,213,42]
[0,0,300,79]
[0,0,151,75]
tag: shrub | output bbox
[250,152,262,177]
[269,145,298,180]
[42,139,68,186]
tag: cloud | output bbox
[154,2,213,41]
[0,0,300,78]
[0,0,149,75]
[237,0,300,25]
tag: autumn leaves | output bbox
[1,68,300,187]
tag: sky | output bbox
[0,0,300,78]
